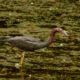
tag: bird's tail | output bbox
[0,37,8,40]
[0,37,9,41]
[0,37,9,40]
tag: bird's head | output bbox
[53,27,69,37]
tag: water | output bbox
[0,0,80,79]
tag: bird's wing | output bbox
[23,36,41,42]
[8,36,41,42]
[7,36,46,50]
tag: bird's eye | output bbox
[59,28,62,31]
[57,28,62,32]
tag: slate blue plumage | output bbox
[0,28,69,51]
[0,28,69,68]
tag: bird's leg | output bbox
[19,52,25,68]
[10,46,19,54]
[10,46,14,51]
[6,46,15,53]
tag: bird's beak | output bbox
[61,30,69,37]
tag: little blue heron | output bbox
[0,28,69,68]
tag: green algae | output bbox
[0,0,80,80]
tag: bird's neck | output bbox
[47,30,57,46]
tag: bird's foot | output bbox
[15,63,23,69]
[15,63,21,69]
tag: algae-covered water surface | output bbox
[0,0,80,80]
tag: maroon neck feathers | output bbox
[47,28,57,46]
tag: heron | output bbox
[0,27,69,68]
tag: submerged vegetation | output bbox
[0,0,80,80]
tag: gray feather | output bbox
[7,36,47,51]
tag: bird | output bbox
[0,27,69,68]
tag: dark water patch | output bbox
[24,68,80,75]
[0,21,7,28]
[48,46,80,51]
